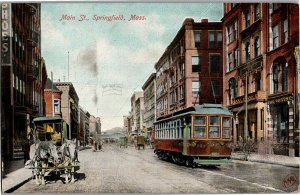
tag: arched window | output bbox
[272,57,288,94]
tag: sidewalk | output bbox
[1,149,299,193]
[1,146,91,193]
[231,152,300,168]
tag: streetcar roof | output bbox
[155,104,232,123]
[33,116,64,123]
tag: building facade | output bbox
[222,3,299,156]
[44,77,62,117]
[155,18,223,119]
[142,73,156,138]
[54,82,79,140]
[79,107,90,146]
[89,115,101,144]
[265,3,299,157]
[130,91,144,135]
[1,3,46,160]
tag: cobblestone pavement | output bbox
[14,144,299,193]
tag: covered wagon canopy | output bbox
[33,116,64,124]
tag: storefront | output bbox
[267,95,294,156]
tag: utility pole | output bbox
[68,51,69,82]
[245,70,248,141]
[51,72,54,117]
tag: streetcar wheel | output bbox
[185,158,194,167]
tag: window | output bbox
[192,81,200,97]
[234,49,239,67]
[272,3,281,12]
[273,65,278,94]
[192,56,201,72]
[222,117,231,139]
[256,73,262,91]
[54,99,60,114]
[283,19,288,44]
[254,36,260,57]
[194,116,206,138]
[217,32,222,48]
[228,53,233,71]
[211,80,220,97]
[233,20,237,40]
[273,25,279,49]
[227,25,233,43]
[229,78,238,99]
[245,41,251,62]
[209,116,220,138]
[194,31,201,48]
[245,10,250,28]
[181,63,185,78]
[210,55,220,72]
[209,32,215,48]
[255,4,261,21]
[282,63,288,92]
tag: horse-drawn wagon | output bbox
[119,136,128,148]
[136,135,145,150]
[25,116,80,185]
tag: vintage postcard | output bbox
[1,1,300,193]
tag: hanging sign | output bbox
[1,3,12,66]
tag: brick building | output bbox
[79,107,90,146]
[142,73,156,138]
[54,82,79,140]
[222,3,299,156]
[130,91,144,135]
[155,18,223,119]
[1,3,46,160]
[265,3,299,157]
[44,77,62,117]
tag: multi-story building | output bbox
[222,3,299,157]
[123,114,131,137]
[155,18,223,119]
[89,115,101,144]
[130,91,144,135]
[1,3,46,160]
[54,82,79,140]
[79,106,90,146]
[44,77,62,117]
[142,73,156,138]
[265,3,299,157]
[222,3,269,144]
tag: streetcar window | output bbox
[194,126,206,138]
[209,116,220,138]
[222,117,231,139]
[194,116,206,138]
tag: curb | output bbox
[3,176,32,193]
[231,156,300,168]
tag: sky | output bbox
[41,2,223,131]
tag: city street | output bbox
[14,143,299,193]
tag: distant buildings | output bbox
[89,115,101,143]
[79,107,90,146]
[130,92,144,135]
[142,73,156,138]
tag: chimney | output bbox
[201,19,208,23]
